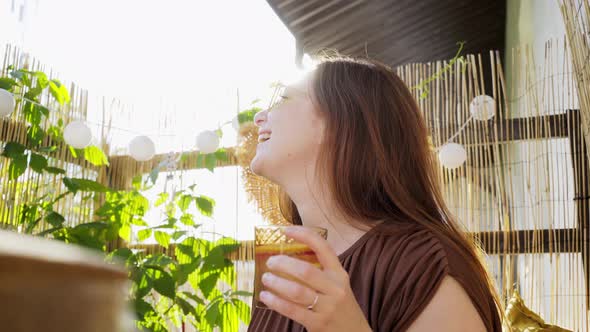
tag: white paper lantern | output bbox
[63,121,92,149]
[232,116,240,131]
[129,135,155,161]
[196,130,220,154]
[438,143,467,169]
[0,89,15,117]
[469,95,495,121]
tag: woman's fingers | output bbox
[262,272,318,307]
[266,254,338,294]
[259,290,319,328]
[283,226,342,271]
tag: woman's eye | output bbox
[271,96,287,108]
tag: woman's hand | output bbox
[259,226,372,332]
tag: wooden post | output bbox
[567,109,590,308]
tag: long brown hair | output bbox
[278,56,503,319]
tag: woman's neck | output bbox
[296,202,370,256]
[281,174,372,256]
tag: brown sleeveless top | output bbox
[247,222,501,332]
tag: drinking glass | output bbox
[253,225,327,308]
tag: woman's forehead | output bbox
[284,72,313,95]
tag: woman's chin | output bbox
[250,154,266,176]
[251,154,280,183]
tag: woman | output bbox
[247,56,502,332]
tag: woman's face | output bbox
[250,73,325,184]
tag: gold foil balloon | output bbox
[505,290,572,332]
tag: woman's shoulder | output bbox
[375,221,450,271]
[359,221,447,253]
[343,221,501,332]
[341,221,450,275]
[374,221,478,274]
[344,220,477,278]
[342,219,493,284]
[341,221,452,331]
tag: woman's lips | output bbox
[258,130,272,142]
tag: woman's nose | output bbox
[254,109,268,127]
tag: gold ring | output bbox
[307,294,319,311]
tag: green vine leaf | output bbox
[195,195,215,217]
[175,241,198,261]
[171,261,199,285]
[118,223,132,242]
[233,299,251,324]
[49,79,71,105]
[171,230,187,241]
[26,125,46,147]
[204,300,220,326]
[137,228,152,242]
[131,218,149,227]
[134,270,154,299]
[21,73,32,88]
[8,154,28,180]
[47,125,63,141]
[214,148,229,162]
[45,166,66,175]
[107,248,134,265]
[154,231,171,248]
[143,254,175,268]
[155,192,169,207]
[83,145,109,166]
[205,154,217,172]
[178,194,192,212]
[181,291,205,306]
[199,272,220,298]
[32,71,49,89]
[411,41,466,99]
[196,153,218,172]
[214,240,241,256]
[44,211,65,227]
[9,68,24,81]
[231,291,253,298]
[148,268,176,299]
[29,153,48,174]
[62,177,109,193]
[176,296,199,318]
[180,213,195,226]
[68,146,79,158]
[0,77,18,90]
[134,298,155,321]
[39,146,58,153]
[201,246,227,273]
[219,302,239,331]
[24,86,44,102]
[2,142,26,158]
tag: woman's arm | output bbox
[406,276,487,332]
